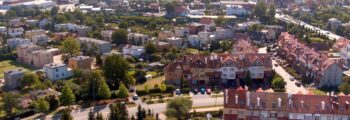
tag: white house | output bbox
[122,45,145,57]
[166,37,184,48]
[6,38,31,49]
[43,63,73,81]
[54,23,77,32]
[0,26,7,35]
[8,27,24,37]
[226,5,250,16]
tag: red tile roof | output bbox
[199,17,213,25]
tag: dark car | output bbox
[175,89,181,95]
[193,89,198,95]
[132,94,139,100]
[200,88,206,94]
[295,82,301,87]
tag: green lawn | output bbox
[135,75,164,90]
[0,60,35,78]
[146,71,157,77]
[310,89,327,95]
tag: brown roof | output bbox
[233,39,258,54]
[199,17,213,25]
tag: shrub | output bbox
[146,100,155,104]
[157,99,164,103]
[181,88,191,94]
[166,85,175,93]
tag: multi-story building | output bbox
[24,29,46,39]
[43,63,73,81]
[122,44,145,58]
[32,34,49,46]
[68,56,92,70]
[16,44,53,68]
[164,53,272,87]
[4,69,25,91]
[277,32,343,88]
[226,5,250,16]
[78,37,112,54]
[224,88,350,120]
[101,30,113,41]
[6,38,31,49]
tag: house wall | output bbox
[319,63,343,87]
[44,66,72,81]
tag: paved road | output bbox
[275,13,343,40]
[272,60,307,94]
[42,93,223,120]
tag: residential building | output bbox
[232,39,258,54]
[4,69,25,91]
[327,18,342,30]
[148,3,160,13]
[68,56,92,70]
[226,5,250,16]
[32,34,49,46]
[6,38,31,49]
[24,29,46,39]
[78,37,112,54]
[76,25,92,37]
[199,17,216,31]
[128,33,150,45]
[166,37,184,48]
[54,23,77,32]
[8,27,24,37]
[101,30,113,41]
[0,26,7,35]
[189,22,205,35]
[214,27,233,40]
[333,38,350,51]
[188,35,201,48]
[39,18,51,29]
[43,63,73,81]
[16,44,53,68]
[174,27,189,37]
[175,6,189,17]
[158,31,175,41]
[122,44,145,57]
[277,32,343,88]
[156,41,171,52]
[224,88,350,120]
[80,0,99,4]
[164,53,272,87]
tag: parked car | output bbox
[175,89,181,95]
[200,88,206,94]
[193,89,198,95]
[295,82,301,87]
[206,88,212,95]
[289,77,294,81]
[132,94,139,100]
[274,63,278,67]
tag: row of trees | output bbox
[253,1,276,24]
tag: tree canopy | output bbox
[103,55,132,89]
[60,37,80,60]
[60,85,76,106]
[165,97,192,120]
[112,29,128,45]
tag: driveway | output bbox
[272,60,307,94]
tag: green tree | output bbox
[50,6,59,16]
[339,77,350,94]
[60,37,80,60]
[165,97,192,120]
[98,80,111,99]
[88,109,95,120]
[81,70,103,100]
[108,103,128,120]
[96,112,104,120]
[61,110,73,120]
[119,21,129,29]
[272,76,286,92]
[145,43,157,54]
[214,16,226,26]
[134,69,147,84]
[60,85,76,106]
[3,93,21,116]
[55,14,68,24]
[112,29,128,45]
[148,22,157,30]
[116,83,129,98]
[96,54,103,66]
[268,4,276,24]
[21,73,40,88]
[254,1,267,20]
[159,83,167,92]
[103,55,131,89]
[5,10,17,19]
[31,98,50,112]
[45,95,60,110]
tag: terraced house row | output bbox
[277,32,343,88]
[164,53,273,87]
[224,88,350,120]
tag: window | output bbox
[270,113,277,118]
[56,69,58,72]
[223,68,227,71]
[230,68,234,71]
[238,111,244,116]
[56,74,59,78]
[62,73,65,77]
[304,116,312,120]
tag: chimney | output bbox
[257,97,260,107]
[246,91,250,106]
[235,94,238,104]
[321,101,325,110]
[301,100,304,109]
[225,89,228,104]
[278,98,282,108]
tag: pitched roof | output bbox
[199,17,213,25]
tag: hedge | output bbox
[136,85,175,96]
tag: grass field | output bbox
[0,60,35,79]
[310,89,327,95]
[135,75,164,90]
